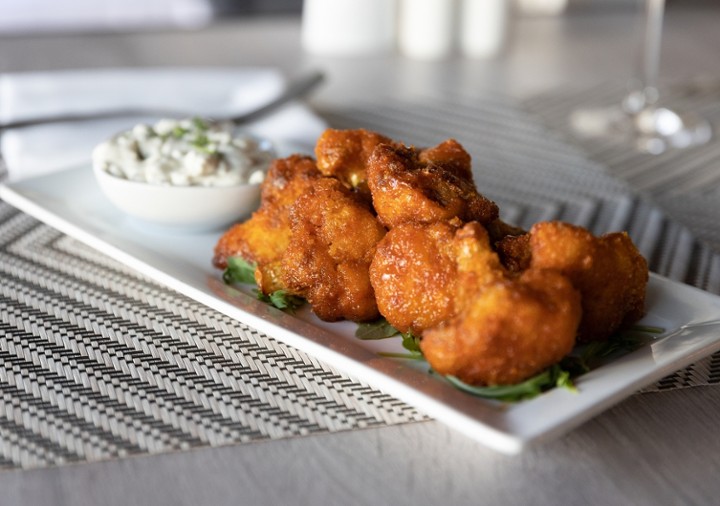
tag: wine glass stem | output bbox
[641,0,665,106]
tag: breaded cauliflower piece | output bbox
[212,155,321,292]
[528,221,648,342]
[280,178,387,322]
[370,221,506,336]
[496,221,648,341]
[370,220,462,335]
[420,268,582,386]
[314,128,398,191]
[418,138,474,182]
[367,143,498,229]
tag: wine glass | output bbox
[569,0,712,155]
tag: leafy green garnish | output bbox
[445,364,575,402]
[377,352,427,361]
[630,324,664,334]
[222,257,257,285]
[400,331,423,357]
[577,328,656,369]
[256,290,305,312]
[356,319,400,340]
[222,257,304,312]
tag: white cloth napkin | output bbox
[0,67,327,180]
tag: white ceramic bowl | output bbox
[92,163,262,232]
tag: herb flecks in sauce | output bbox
[93,118,272,187]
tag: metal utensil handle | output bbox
[0,70,325,130]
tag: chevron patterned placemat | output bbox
[2,90,720,470]
[523,80,720,252]
[0,209,425,470]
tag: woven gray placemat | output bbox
[2,90,720,470]
[0,208,425,470]
[523,80,720,251]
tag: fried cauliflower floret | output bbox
[452,222,508,294]
[496,233,531,274]
[370,221,506,336]
[487,218,526,244]
[373,220,582,386]
[212,155,322,292]
[367,143,498,229]
[418,138,474,182]
[280,178,386,322]
[315,128,398,190]
[421,268,582,386]
[528,221,648,342]
[370,220,461,336]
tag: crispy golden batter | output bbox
[418,138,474,182]
[212,155,321,292]
[486,219,526,244]
[367,143,499,229]
[213,128,651,387]
[421,268,582,386]
[453,222,508,291]
[370,220,461,335]
[370,221,506,336]
[280,178,386,322]
[496,233,531,274]
[315,128,397,191]
[528,221,648,342]
[375,220,581,386]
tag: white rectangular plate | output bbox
[3,165,720,454]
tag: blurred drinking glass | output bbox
[570,0,711,155]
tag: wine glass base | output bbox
[569,105,712,155]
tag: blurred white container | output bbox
[459,0,509,58]
[398,0,455,60]
[302,0,397,56]
[516,0,568,16]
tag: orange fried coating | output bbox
[486,218,526,244]
[496,233,531,274]
[370,221,507,336]
[418,138,474,182]
[280,178,387,322]
[370,220,462,336]
[315,128,397,190]
[528,221,648,342]
[212,155,321,292]
[420,268,582,386]
[367,143,498,229]
[452,222,508,298]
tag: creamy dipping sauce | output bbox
[92,118,273,187]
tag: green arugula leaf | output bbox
[400,331,423,356]
[377,352,427,361]
[445,370,553,402]
[355,319,400,340]
[578,328,656,369]
[445,364,575,402]
[256,290,305,312]
[222,257,257,285]
[629,324,664,334]
[553,367,577,393]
